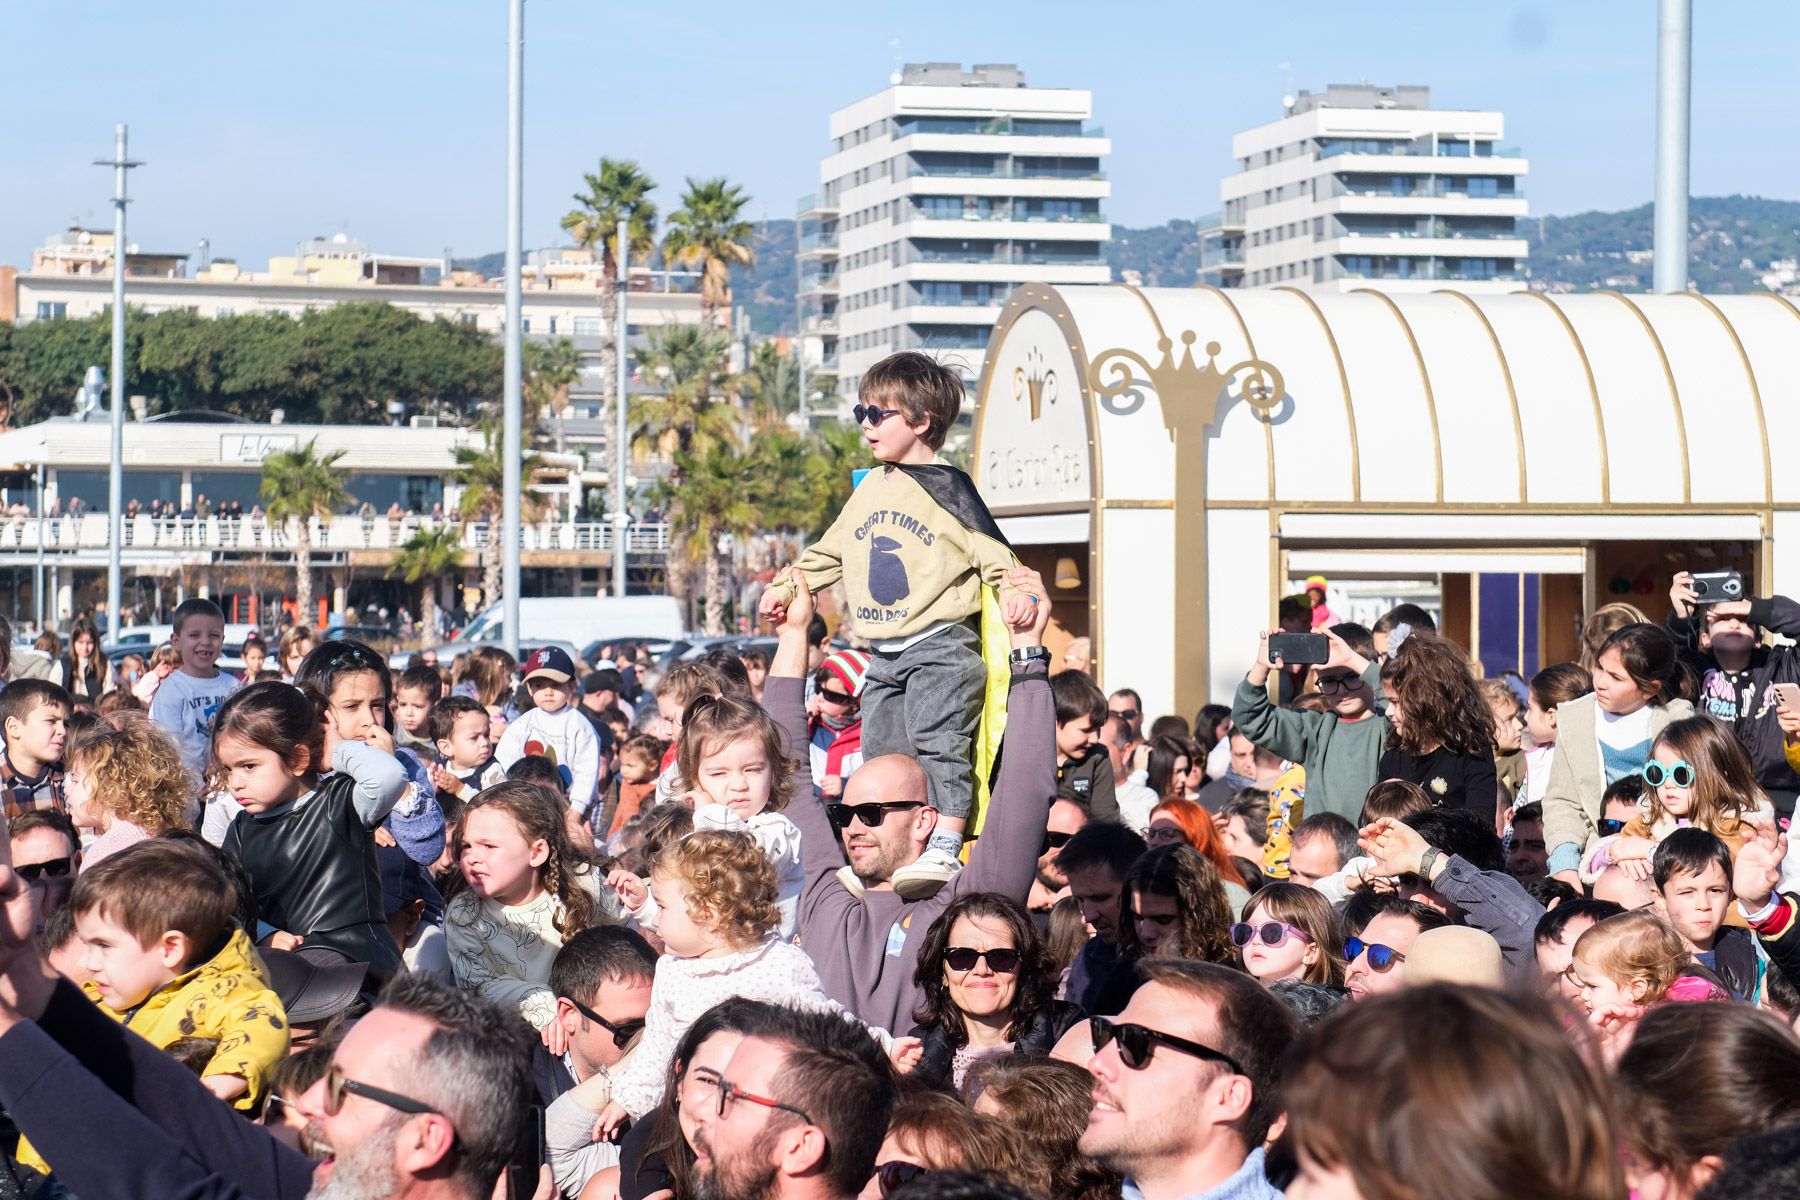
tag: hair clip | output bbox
[1388,622,1414,654]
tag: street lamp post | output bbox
[94,123,140,637]
[1653,0,1692,293]
[501,0,524,657]
[612,226,630,597]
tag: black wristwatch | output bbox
[1009,646,1051,668]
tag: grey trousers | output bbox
[861,621,986,821]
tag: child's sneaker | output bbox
[889,847,963,900]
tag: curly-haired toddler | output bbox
[65,715,197,867]
[580,829,919,1139]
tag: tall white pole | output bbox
[501,0,524,657]
[1653,0,1692,293]
[96,123,138,636]
[612,232,629,597]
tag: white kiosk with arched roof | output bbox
[971,283,1800,722]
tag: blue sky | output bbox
[3,1,1794,268]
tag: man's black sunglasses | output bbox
[1598,818,1627,837]
[17,857,73,884]
[827,801,924,829]
[566,996,645,1047]
[1041,829,1075,852]
[1089,1016,1244,1074]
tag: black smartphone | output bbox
[505,1105,546,1200]
[1690,569,1745,605]
[1268,632,1330,666]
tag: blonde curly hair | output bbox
[67,714,195,835]
[653,829,780,948]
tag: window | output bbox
[548,317,558,335]
[572,317,602,336]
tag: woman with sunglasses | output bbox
[859,1090,1022,1200]
[1231,882,1343,986]
[907,892,1084,1090]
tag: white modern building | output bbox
[1198,85,1529,294]
[798,63,1111,421]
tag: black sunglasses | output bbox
[17,857,73,884]
[817,687,856,705]
[1110,707,1140,721]
[852,403,903,427]
[1089,1016,1244,1074]
[324,1063,462,1149]
[827,801,924,829]
[878,1162,928,1198]
[566,996,646,1047]
[1598,817,1627,837]
[943,946,1021,973]
[1041,828,1075,852]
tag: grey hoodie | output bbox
[769,665,1054,1033]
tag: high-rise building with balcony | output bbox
[1198,85,1529,294]
[798,63,1111,424]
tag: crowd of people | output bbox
[1,352,1800,1200]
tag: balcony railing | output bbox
[0,514,671,555]
[798,230,839,253]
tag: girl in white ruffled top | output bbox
[578,829,921,1142]
[619,694,806,939]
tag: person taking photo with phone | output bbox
[1668,569,1800,820]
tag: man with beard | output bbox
[686,1001,893,1200]
[763,568,1056,1032]
[0,810,534,1200]
[1028,794,1090,913]
[1082,961,1296,1200]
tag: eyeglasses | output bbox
[1089,1016,1243,1074]
[853,404,903,427]
[1313,674,1360,695]
[1642,760,1696,788]
[878,1162,928,1198]
[826,801,924,829]
[1344,937,1407,971]
[716,1078,813,1124]
[17,857,73,884]
[323,1063,461,1149]
[1041,829,1075,852]
[943,946,1021,973]
[1110,707,1140,721]
[1598,817,1627,837]
[1230,921,1314,949]
[565,995,646,1047]
[817,688,856,705]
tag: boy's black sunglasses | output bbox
[852,404,902,427]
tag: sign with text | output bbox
[219,434,300,465]
[974,308,1091,511]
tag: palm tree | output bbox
[740,340,800,430]
[561,160,658,415]
[656,442,762,634]
[260,439,353,625]
[662,178,755,326]
[451,427,550,607]
[629,325,740,461]
[524,338,582,418]
[388,525,463,640]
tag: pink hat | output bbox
[820,649,872,698]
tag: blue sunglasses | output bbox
[1344,937,1406,971]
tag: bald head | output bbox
[843,754,928,806]
[1591,866,1654,910]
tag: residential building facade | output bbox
[1199,84,1529,294]
[798,62,1111,423]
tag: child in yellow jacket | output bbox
[17,838,289,1180]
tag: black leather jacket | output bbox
[907,998,1087,1089]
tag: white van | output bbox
[394,596,687,668]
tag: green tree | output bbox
[740,340,800,430]
[524,338,582,416]
[662,178,756,326]
[628,325,740,460]
[561,159,659,421]
[655,441,763,635]
[389,525,464,639]
[259,439,354,624]
[452,426,549,607]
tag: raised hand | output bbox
[1358,816,1431,879]
[1002,567,1051,644]
[1669,571,1698,620]
[1733,818,1787,912]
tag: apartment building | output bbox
[798,63,1111,420]
[1199,84,1529,294]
